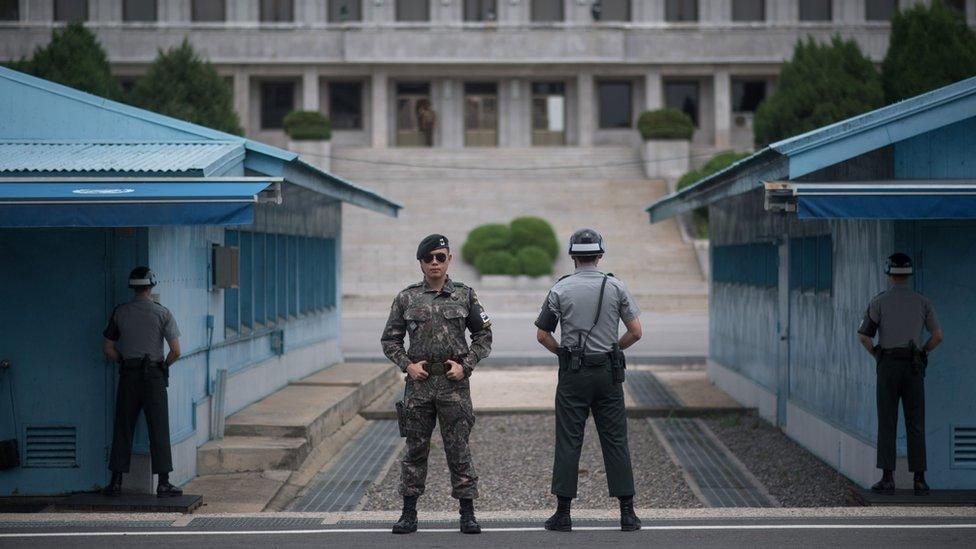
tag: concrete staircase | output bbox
[196,363,399,475]
[336,146,707,315]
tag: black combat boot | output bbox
[914,472,930,496]
[459,498,481,534]
[870,470,895,493]
[619,496,641,531]
[102,472,123,497]
[156,474,183,498]
[392,496,419,534]
[544,496,573,532]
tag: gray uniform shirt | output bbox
[858,283,940,349]
[103,295,181,362]
[537,266,641,354]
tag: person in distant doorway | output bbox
[102,266,183,498]
[858,253,943,496]
[535,228,642,532]
[416,99,436,147]
[381,234,492,534]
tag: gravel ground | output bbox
[362,415,702,511]
[704,413,860,507]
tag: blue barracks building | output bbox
[0,67,399,496]
[649,77,976,490]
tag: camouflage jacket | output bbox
[381,277,492,374]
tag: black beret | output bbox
[417,234,450,260]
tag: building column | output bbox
[302,68,320,112]
[577,72,594,147]
[713,69,731,150]
[644,69,662,112]
[233,69,251,137]
[371,71,389,148]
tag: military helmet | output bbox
[568,228,605,257]
[885,253,913,276]
[128,266,158,289]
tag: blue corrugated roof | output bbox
[0,141,243,175]
[647,76,976,222]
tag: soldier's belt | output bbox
[582,353,612,367]
[422,361,459,376]
[881,347,914,359]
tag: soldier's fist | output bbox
[445,359,465,381]
[406,361,429,380]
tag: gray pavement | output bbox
[342,311,708,363]
[3,515,976,548]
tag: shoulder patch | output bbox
[452,281,467,288]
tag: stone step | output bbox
[196,363,398,475]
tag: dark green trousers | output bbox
[552,362,635,498]
[108,363,173,474]
[876,357,926,472]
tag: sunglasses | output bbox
[421,252,449,264]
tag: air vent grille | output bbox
[953,425,976,468]
[24,426,77,468]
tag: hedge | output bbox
[517,246,554,277]
[510,216,559,260]
[637,109,694,141]
[461,223,512,264]
[283,111,331,140]
[474,250,520,276]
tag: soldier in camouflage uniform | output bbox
[381,234,492,535]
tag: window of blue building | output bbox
[712,241,777,288]
[789,235,832,293]
[225,230,337,337]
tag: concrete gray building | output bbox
[2,0,970,158]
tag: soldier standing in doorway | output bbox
[101,266,183,497]
[381,234,492,534]
[858,252,944,495]
[535,228,642,532]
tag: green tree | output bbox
[10,22,121,100]
[882,0,976,104]
[129,39,243,135]
[754,36,883,146]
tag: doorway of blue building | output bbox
[0,228,112,495]
[917,222,976,489]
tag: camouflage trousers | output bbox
[399,375,478,499]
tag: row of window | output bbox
[224,230,337,337]
[256,78,767,133]
[712,235,833,293]
[3,0,962,24]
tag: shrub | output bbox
[129,39,243,135]
[462,224,512,264]
[677,151,751,238]
[11,22,121,101]
[283,110,332,140]
[637,109,694,140]
[510,216,559,260]
[517,246,554,277]
[882,0,976,104]
[754,36,883,146]
[474,251,520,276]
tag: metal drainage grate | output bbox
[627,371,682,408]
[0,520,173,529]
[653,418,774,508]
[288,420,402,512]
[186,517,324,529]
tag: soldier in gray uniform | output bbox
[857,253,944,495]
[381,234,492,535]
[535,228,642,532]
[101,266,183,497]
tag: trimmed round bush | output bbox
[637,108,694,140]
[475,250,520,276]
[510,216,559,260]
[283,110,331,140]
[676,150,750,191]
[462,224,512,264]
[517,246,553,277]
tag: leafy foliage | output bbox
[283,110,331,140]
[753,36,883,146]
[637,108,694,140]
[517,246,554,277]
[882,0,976,104]
[677,151,751,239]
[474,251,520,276]
[509,216,559,260]
[128,39,243,135]
[9,22,121,100]
[461,224,512,264]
